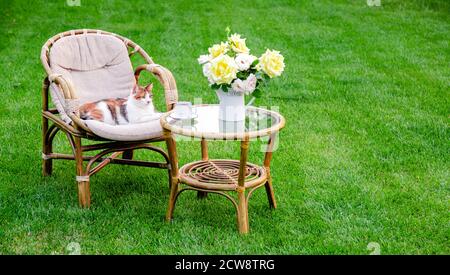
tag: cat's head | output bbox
[131,83,153,106]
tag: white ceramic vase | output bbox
[216,89,245,121]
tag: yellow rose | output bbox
[257,49,285,78]
[209,55,238,84]
[228,33,249,54]
[208,42,229,59]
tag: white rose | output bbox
[202,63,214,84]
[197,54,210,65]
[231,74,258,94]
[234,54,257,71]
[231,78,246,93]
[244,74,257,94]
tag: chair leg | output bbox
[74,136,90,208]
[122,149,134,160]
[77,179,91,208]
[42,116,52,176]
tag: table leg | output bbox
[264,133,277,209]
[237,139,250,234]
[197,138,208,199]
[165,132,179,221]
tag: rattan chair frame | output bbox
[40,29,178,207]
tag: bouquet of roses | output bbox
[198,31,285,98]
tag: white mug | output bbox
[172,102,196,119]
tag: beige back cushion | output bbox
[49,34,135,104]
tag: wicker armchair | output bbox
[40,29,178,207]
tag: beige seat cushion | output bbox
[49,33,135,105]
[84,118,164,141]
[48,33,165,142]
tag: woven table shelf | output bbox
[161,105,285,233]
[179,160,267,191]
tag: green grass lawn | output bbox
[0,0,449,254]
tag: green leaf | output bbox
[220,84,229,92]
[225,26,231,36]
[255,71,263,79]
[252,89,262,98]
[237,71,249,79]
[251,59,259,67]
[211,83,220,90]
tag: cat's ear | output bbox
[144,83,153,93]
[132,84,138,94]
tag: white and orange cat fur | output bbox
[79,83,160,125]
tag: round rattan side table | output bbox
[160,104,285,234]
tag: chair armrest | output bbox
[134,64,178,111]
[48,74,77,100]
[47,74,92,133]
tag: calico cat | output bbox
[79,83,160,125]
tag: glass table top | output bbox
[160,105,285,140]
